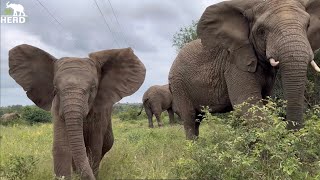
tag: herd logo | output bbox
[1,1,27,24]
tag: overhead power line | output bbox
[99,0,126,47]
[105,0,130,47]
[34,0,82,50]
[93,0,121,48]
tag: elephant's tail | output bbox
[137,105,144,116]
[137,98,148,116]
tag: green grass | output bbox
[0,102,319,179]
[0,124,53,179]
[100,119,186,179]
[0,117,187,179]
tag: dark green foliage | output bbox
[172,20,198,51]
[22,106,52,124]
[173,99,320,179]
[0,155,38,180]
[0,105,23,117]
[113,103,147,121]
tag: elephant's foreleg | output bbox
[171,90,196,139]
[102,121,114,156]
[225,66,263,116]
[53,117,72,179]
[180,104,197,139]
[84,122,105,178]
[195,112,204,137]
[183,112,197,140]
[167,108,174,125]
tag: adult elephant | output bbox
[138,84,176,128]
[9,44,146,179]
[169,0,320,140]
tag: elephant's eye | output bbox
[53,86,58,96]
[90,85,96,92]
[257,28,266,38]
[307,21,310,29]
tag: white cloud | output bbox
[0,0,224,106]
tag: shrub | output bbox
[114,104,147,121]
[0,155,38,180]
[173,98,320,179]
[22,106,52,124]
[0,105,23,117]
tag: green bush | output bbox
[0,155,38,180]
[22,106,52,124]
[0,105,23,117]
[173,98,320,179]
[114,104,147,121]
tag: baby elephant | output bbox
[138,84,175,128]
[9,44,146,180]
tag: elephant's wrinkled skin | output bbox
[169,0,320,139]
[9,44,146,179]
[138,84,175,128]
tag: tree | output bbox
[172,20,198,51]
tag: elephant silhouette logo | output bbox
[5,1,26,16]
[1,1,27,24]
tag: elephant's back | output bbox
[143,85,172,110]
[169,39,212,93]
[170,39,204,69]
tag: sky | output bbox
[0,0,222,107]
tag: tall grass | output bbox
[0,117,185,179]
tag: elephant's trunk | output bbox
[280,62,308,129]
[61,90,95,180]
[275,33,312,129]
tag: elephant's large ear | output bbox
[9,44,56,111]
[89,48,146,109]
[197,1,257,72]
[306,0,320,51]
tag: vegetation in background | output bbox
[113,103,147,121]
[21,106,52,124]
[172,20,198,51]
[0,105,23,117]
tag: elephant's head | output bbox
[8,44,146,176]
[197,0,320,129]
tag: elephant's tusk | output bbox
[310,60,320,72]
[269,58,279,67]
